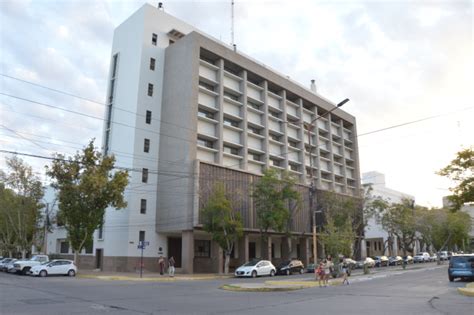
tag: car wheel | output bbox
[68,269,76,277]
[39,270,47,277]
[286,269,290,276]
[449,275,454,282]
[251,270,257,278]
[270,270,275,277]
[22,268,30,275]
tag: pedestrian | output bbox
[342,260,349,285]
[324,256,333,287]
[168,256,175,277]
[158,255,165,275]
[317,261,325,287]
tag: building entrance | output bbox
[168,237,182,268]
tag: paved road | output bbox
[0,265,472,314]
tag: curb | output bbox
[457,282,474,297]
[220,279,344,292]
[78,274,231,281]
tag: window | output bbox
[223,146,239,155]
[224,91,239,102]
[289,140,298,148]
[139,231,145,243]
[270,134,281,142]
[152,33,157,45]
[98,226,103,239]
[85,241,93,254]
[198,80,215,92]
[142,168,148,183]
[269,110,280,118]
[140,199,147,214]
[111,53,119,78]
[248,126,261,135]
[146,110,152,124]
[144,138,150,153]
[150,58,156,71]
[197,108,214,119]
[251,154,261,161]
[197,136,214,149]
[248,101,261,111]
[194,240,210,257]
[270,159,281,167]
[60,241,69,254]
[169,39,175,45]
[147,83,154,97]
[223,117,239,128]
[290,164,299,171]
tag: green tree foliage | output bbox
[380,199,417,255]
[0,157,44,258]
[46,140,128,262]
[317,191,363,258]
[438,147,474,210]
[252,169,299,259]
[201,183,243,274]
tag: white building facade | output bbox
[70,4,363,273]
[362,171,415,257]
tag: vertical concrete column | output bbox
[326,113,336,191]
[312,106,322,189]
[295,98,306,182]
[300,237,310,267]
[281,236,290,260]
[350,122,362,196]
[280,90,289,170]
[337,119,349,194]
[181,230,194,274]
[360,238,367,258]
[216,59,225,164]
[393,236,399,256]
[241,70,248,170]
[262,81,270,169]
[192,160,200,226]
[238,234,249,264]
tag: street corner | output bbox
[457,282,474,297]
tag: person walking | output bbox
[168,256,175,277]
[324,256,334,287]
[341,260,350,285]
[158,255,165,275]
[317,261,325,287]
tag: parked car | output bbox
[5,260,18,273]
[356,257,375,269]
[438,251,449,261]
[430,253,438,262]
[448,254,474,282]
[235,260,276,278]
[29,259,77,277]
[13,255,49,275]
[388,256,403,266]
[276,259,305,275]
[402,255,414,264]
[306,263,316,273]
[0,258,15,271]
[373,256,389,267]
[343,258,357,270]
[413,252,430,263]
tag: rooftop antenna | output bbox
[231,0,235,47]
[158,2,164,11]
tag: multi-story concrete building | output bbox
[95,3,362,273]
[362,171,415,257]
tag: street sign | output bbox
[137,240,150,278]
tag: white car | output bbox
[364,257,376,268]
[235,260,276,278]
[29,259,77,277]
[413,252,430,263]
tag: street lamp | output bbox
[306,98,349,264]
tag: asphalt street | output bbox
[0,265,472,315]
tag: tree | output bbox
[281,172,302,260]
[201,183,243,274]
[319,216,354,260]
[0,157,44,258]
[380,199,417,255]
[0,184,19,257]
[438,147,474,210]
[252,169,296,259]
[46,140,128,263]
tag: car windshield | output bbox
[243,260,259,267]
[41,261,50,265]
[452,256,474,264]
[416,253,423,256]
[278,261,290,267]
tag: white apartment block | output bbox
[362,171,415,257]
[83,4,363,273]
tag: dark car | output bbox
[388,256,403,266]
[448,254,474,282]
[276,259,305,275]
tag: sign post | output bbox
[137,241,150,278]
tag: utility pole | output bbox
[43,203,49,255]
[306,98,349,264]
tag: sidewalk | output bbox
[78,270,231,281]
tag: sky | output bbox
[0,0,472,208]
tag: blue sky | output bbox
[1,0,472,207]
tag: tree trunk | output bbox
[21,249,26,259]
[287,237,292,260]
[224,254,230,274]
[74,250,78,264]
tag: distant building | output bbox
[362,171,415,257]
[57,4,363,273]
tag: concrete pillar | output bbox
[238,234,249,264]
[299,237,310,267]
[360,239,367,258]
[281,237,290,260]
[181,230,194,274]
